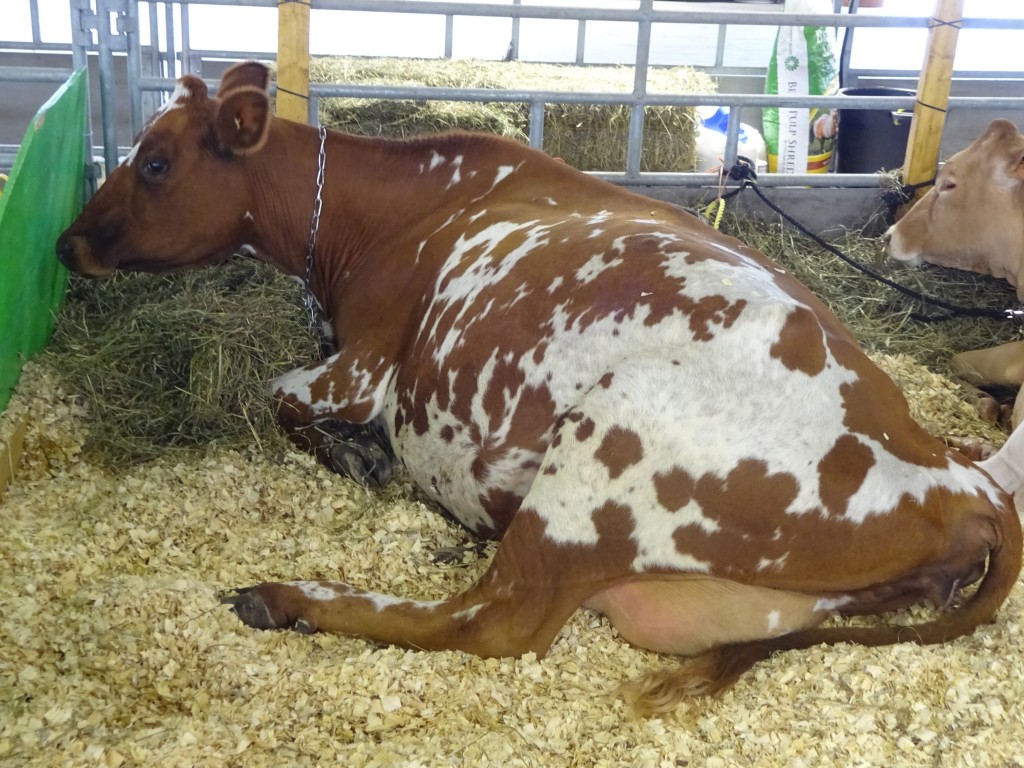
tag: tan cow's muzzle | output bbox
[882,225,922,266]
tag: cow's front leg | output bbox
[271,355,396,488]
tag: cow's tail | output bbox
[623,506,1022,717]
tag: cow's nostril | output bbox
[56,237,75,267]
[881,231,892,247]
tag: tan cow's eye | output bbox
[939,179,956,192]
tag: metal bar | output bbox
[0,66,76,83]
[30,0,43,44]
[851,68,1024,81]
[125,0,143,136]
[721,108,742,171]
[69,0,90,71]
[164,2,177,76]
[625,0,653,177]
[444,13,453,59]
[575,20,586,66]
[121,0,1023,31]
[714,23,727,70]
[181,3,193,73]
[147,1,160,79]
[131,73,1024,115]
[96,0,121,175]
[69,0,96,195]
[595,171,887,188]
[508,0,520,61]
[528,100,544,149]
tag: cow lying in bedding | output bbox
[57,62,1022,713]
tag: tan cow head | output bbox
[884,118,1024,299]
[57,62,274,278]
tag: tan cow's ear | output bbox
[216,61,270,98]
[214,86,271,155]
[1013,152,1024,182]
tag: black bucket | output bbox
[836,87,914,173]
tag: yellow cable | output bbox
[704,197,726,230]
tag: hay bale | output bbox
[43,257,319,466]
[309,57,717,172]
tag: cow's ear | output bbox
[214,86,271,155]
[216,61,270,98]
[178,75,209,103]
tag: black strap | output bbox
[719,160,1022,324]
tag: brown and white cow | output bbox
[57,62,1022,713]
[885,118,1024,296]
[885,119,1024,430]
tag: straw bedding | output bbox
[4,220,1024,765]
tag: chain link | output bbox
[303,125,328,337]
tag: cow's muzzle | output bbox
[56,234,114,278]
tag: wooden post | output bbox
[276,0,311,124]
[901,0,963,206]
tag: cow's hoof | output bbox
[945,435,998,462]
[329,439,394,488]
[432,541,489,565]
[219,585,318,633]
[220,586,280,629]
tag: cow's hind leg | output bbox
[220,508,598,658]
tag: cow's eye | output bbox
[142,157,170,178]
[939,178,956,193]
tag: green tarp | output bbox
[0,68,87,412]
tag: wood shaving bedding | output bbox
[2,358,1023,768]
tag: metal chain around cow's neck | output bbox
[303,124,328,340]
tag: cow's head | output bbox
[883,119,1024,298]
[57,62,274,277]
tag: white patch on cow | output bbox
[424,219,553,363]
[446,155,464,189]
[366,593,443,612]
[169,80,192,105]
[814,596,853,612]
[289,581,347,602]
[547,275,564,294]
[429,150,446,171]
[121,80,191,167]
[575,252,623,284]
[757,554,788,572]
[122,143,141,168]
[766,610,781,633]
[272,361,333,409]
[272,353,393,419]
[452,604,485,621]
[244,211,254,222]
[239,244,257,257]
[884,226,923,266]
[468,164,523,205]
[587,228,604,239]
[539,197,558,206]
[493,164,516,186]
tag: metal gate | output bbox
[2,1,1023,196]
